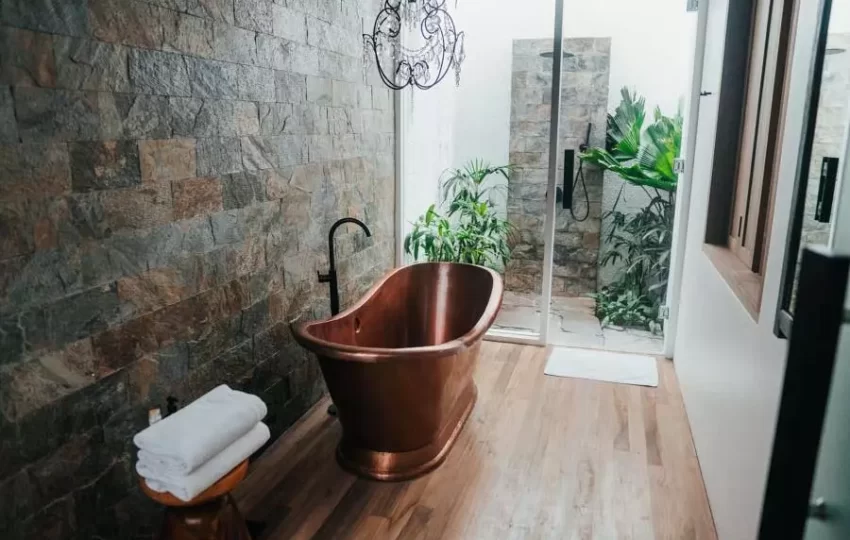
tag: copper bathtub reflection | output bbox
[292,262,503,481]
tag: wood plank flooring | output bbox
[233,342,717,539]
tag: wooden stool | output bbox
[140,460,252,540]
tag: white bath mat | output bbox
[544,347,658,387]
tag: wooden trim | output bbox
[705,0,758,245]
[704,244,764,319]
[742,0,778,270]
[728,0,773,267]
[759,0,800,275]
[710,0,796,275]
[727,0,796,272]
[746,0,797,273]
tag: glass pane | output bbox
[396,0,559,339]
[790,5,850,313]
[497,35,559,337]
[446,0,560,339]
[538,3,697,353]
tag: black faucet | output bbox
[318,218,372,316]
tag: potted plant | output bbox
[404,160,514,270]
[580,88,683,332]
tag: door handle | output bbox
[816,157,838,223]
[808,497,829,521]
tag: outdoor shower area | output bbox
[495,37,666,353]
[398,0,698,355]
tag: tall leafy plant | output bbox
[404,160,514,269]
[581,88,683,330]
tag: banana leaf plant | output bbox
[581,88,683,331]
[580,87,682,192]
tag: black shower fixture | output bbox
[362,0,466,91]
[552,124,593,222]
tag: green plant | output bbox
[581,88,681,192]
[404,160,514,269]
[582,88,683,330]
[592,287,658,330]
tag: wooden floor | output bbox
[233,342,717,539]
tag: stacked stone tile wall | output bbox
[802,34,849,248]
[0,0,394,537]
[506,38,609,297]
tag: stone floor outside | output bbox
[493,290,664,355]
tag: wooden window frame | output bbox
[729,0,773,270]
[704,0,798,318]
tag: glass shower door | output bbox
[394,0,566,345]
[494,0,629,350]
[507,0,697,354]
[488,0,565,344]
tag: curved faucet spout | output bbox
[329,217,372,237]
[319,217,373,315]
[328,218,371,272]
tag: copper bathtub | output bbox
[292,262,503,481]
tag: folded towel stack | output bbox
[134,385,270,502]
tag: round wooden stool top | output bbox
[139,460,249,507]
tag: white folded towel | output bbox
[133,385,267,476]
[138,422,270,502]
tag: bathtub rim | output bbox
[291,262,504,363]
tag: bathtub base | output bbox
[336,383,478,482]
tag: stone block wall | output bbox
[802,34,849,248]
[0,0,395,537]
[506,38,609,297]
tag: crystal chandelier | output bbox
[362,0,466,91]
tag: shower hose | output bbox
[570,157,590,222]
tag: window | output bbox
[774,0,849,338]
[704,0,798,317]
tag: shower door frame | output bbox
[484,0,567,347]
[490,3,707,352]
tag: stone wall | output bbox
[802,34,849,248]
[0,0,395,537]
[505,38,609,297]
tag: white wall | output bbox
[451,0,696,170]
[829,1,850,33]
[396,11,461,259]
[673,0,824,537]
[399,80,458,256]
